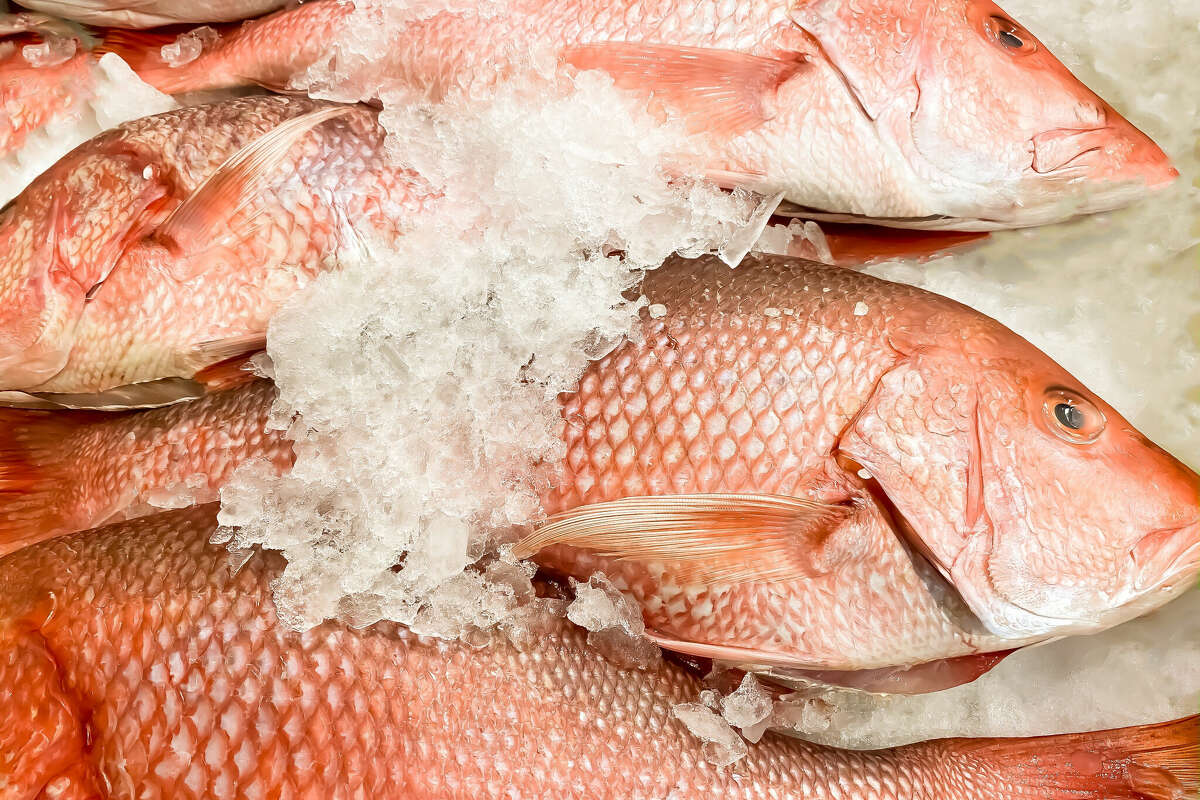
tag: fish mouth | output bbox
[1029,127,1112,177]
[1132,520,1200,593]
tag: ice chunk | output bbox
[720,674,773,730]
[670,703,748,767]
[160,26,219,68]
[21,36,76,68]
[566,573,661,670]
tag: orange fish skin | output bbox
[96,0,356,94]
[102,0,1176,229]
[0,28,91,158]
[0,504,1195,800]
[0,379,291,557]
[0,95,436,396]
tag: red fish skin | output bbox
[95,0,356,94]
[0,379,292,557]
[94,0,1176,230]
[0,504,1195,800]
[1,256,1195,673]
[0,31,91,158]
[0,95,437,394]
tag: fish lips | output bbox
[1029,125,1178,187]
[1132,520,1200,594]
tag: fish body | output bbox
[15,0,288,28]
[0,379,290,557]
[4,257,1195,679]
[0,504,1195,800]
[0,95,435,399]
[533,256,1200,656]
[103,0,1175,228]
[0,15,92,158]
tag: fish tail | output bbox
[0,409,84,558]
[91,27,226,95]
[946,715,1198,799]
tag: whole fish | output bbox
[98,0,1175,229]
[0,13,91,158]
[0,504,1196,799]
[0,94,436,402]
[14,0,288,28]
[4,257,1195,690]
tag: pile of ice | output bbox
[804,0,1200,748]
[216,72,761,633]
[0,53,176,204]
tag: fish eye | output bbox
[1042,388,1106,444]
[986,16,1037,55]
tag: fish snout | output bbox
[1090,98,1177,189]
[1031,120,1176,189]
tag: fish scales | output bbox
[1,257,1195,678]
[0,95,436,394]
[0,505,1194,799]
[543,258,980,668]
[0,380,291,557]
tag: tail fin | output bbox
[950,715,1198,800]
[0,409,87,558]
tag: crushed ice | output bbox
[809,0,1200,748]
[0,0,1193,753]
[216,70,758,634]
[565,573,661,670]
[0,53,177,205]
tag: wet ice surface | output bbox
[566,573,661,670]
[808,0,1200,748]
[0,54,176,205]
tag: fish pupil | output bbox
[998,29,1024,48]
[1055,403,1084,430]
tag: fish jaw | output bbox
[782,0,1175,229]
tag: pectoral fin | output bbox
[563,43,807,137]
[155,106,354,281]
[515,493,852,586]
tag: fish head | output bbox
[0,195,86,389]
[839,306,1199,639]
[0,152,170,390]
[790,0,1175,227]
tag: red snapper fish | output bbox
[100,0,1176,229]
[0,95,436,403]
[0,504,1196,800]
[3,257,1195,690]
